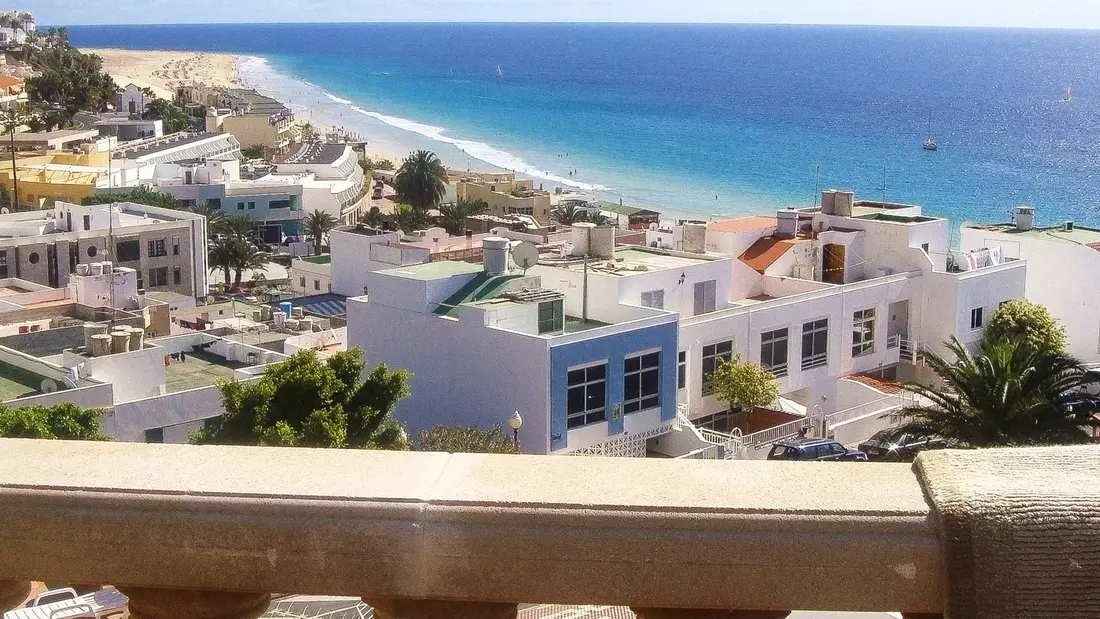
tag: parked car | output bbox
[858,429,946,462]
[766,437,868,461]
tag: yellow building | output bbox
[454,172,551,224]
[0,148,115,209]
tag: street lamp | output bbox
[508,410,523,451]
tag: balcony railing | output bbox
[0,438,966,618]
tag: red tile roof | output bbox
[708,215,776,233]
[0,75,22,88]
[738,236,804,273]
[846,373,904,395]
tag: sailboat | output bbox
[1064,87,1073,103]
[923,119,938,151]
[496,65,504,79]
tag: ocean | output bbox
[67,23,1100,227]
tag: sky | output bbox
[29,0,1100,29]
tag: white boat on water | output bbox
[923,138,938,151]
[1064,87,1073,102]
[496,64,504,79]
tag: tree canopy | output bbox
[240,144,266,160]
[304,210,338,256]
[711,355,779,413]
[983,299,1067,356]
[81,186,182,210]
[417,424,518,454]
[0,402,110,440]
[191,349,411,450]
[437,198,488,235]
[894,337,1095,448]
[25,33,116,120]
[142,98,191,133]
[395,150,448,211]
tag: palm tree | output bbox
[394,150,448,212]
[359,206,385,229]
[228,238,267,291]
[551,203,588,226]
[392,203,430,234]
[191,202,227,236]
[893,337,1096,448]
[221,215,255,241]
[208,237,235,289]
[304,210,338,256]
[437,198,488,235]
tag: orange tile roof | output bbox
[738,236,804,273]
[846,373,904,395]
[0,75,22,88]
[708,215,776,233]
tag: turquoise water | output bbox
[69,23,1100,225]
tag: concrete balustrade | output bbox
[0,439,942,617]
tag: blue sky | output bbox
[31,0,1100,29]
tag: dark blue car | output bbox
[766,437,868,461]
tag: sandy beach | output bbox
[81,48,240,100]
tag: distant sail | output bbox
[1064,87,1073,102]
[497,65,504,79]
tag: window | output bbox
[82,214,90,230]
[801,319,829,370]
[921,243,930,254]
[136,270,143,290]
[148,239,167,258]
[852,309,876,357]
[701,340,733,396]
[567,364,607,429]
[971,307,984,330]
[248,201,256,210]
[173,267,181,285]
[299,276,306,289]
[313,279,321,291]
[116,240,141,262]
[693,280,716,315]
[0,250,8,278]
[538,299,563,334]
[640,289,664,309]
[27,251,39,265]
[206,198,222,210]
[624,352,660,414]
[677,351,686,390]
[144,428,164,443]
[149,267,168,287]
[760,328,789,377]
[237,202,245,210]
[270,199,291,209]
[87,245,98,258]
[172,236,180,256]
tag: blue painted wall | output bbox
[167,185,303,235]
[548,321,678,451]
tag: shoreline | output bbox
[85,47,712,223]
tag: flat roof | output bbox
[582,247,714,274]
[383,261,484,281]
[164,349,249,393]
[0,362,65,402]
[965,223,1100,246]
[10,129,97,143]
[114,132,232,159]
[594,201,659,217]
[708,215,777,234]
[277,143,347,166]
[302,255,332,264]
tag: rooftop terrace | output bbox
[0,361,64,401]
[552,247,716,275]
[277,143,347,166]
[383,261,484,281]
[965,222,1100,246]
[163,349,249,393]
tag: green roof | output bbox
[433,273,524,317]
[0,362,67,402]
[593,201,659,217]
[303,255,331,265]
[381,261,484,281]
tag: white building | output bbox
[0,11,34,46]
[0,201,209,299]
[270,143,365,225]
[347,238,681,456]
[961,208,1100,362]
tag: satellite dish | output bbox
[812,212,831,233]
[1,208,9,214]
[512,242,539,271]
[40,379,59,393]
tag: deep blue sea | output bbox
[67,23,1100,227]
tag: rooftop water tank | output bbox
[482,236,510,275]
[571,222,596,256]
[273,311,287,327]
[110,330,130,354]
[589,226,615,259]
[776,209,798,237]
[75,263,90,276]
[1014,206,1035,231]
[83,322,108,351]
[279,302,293,317]
[683,223,708,253]
[89,333,112,357]
[127,325,144,351]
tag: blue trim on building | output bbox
[548,321,678,451]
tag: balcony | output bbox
[0,438,1091,619]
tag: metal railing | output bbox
[825,395,905,427]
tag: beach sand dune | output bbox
[81,48,240,99]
